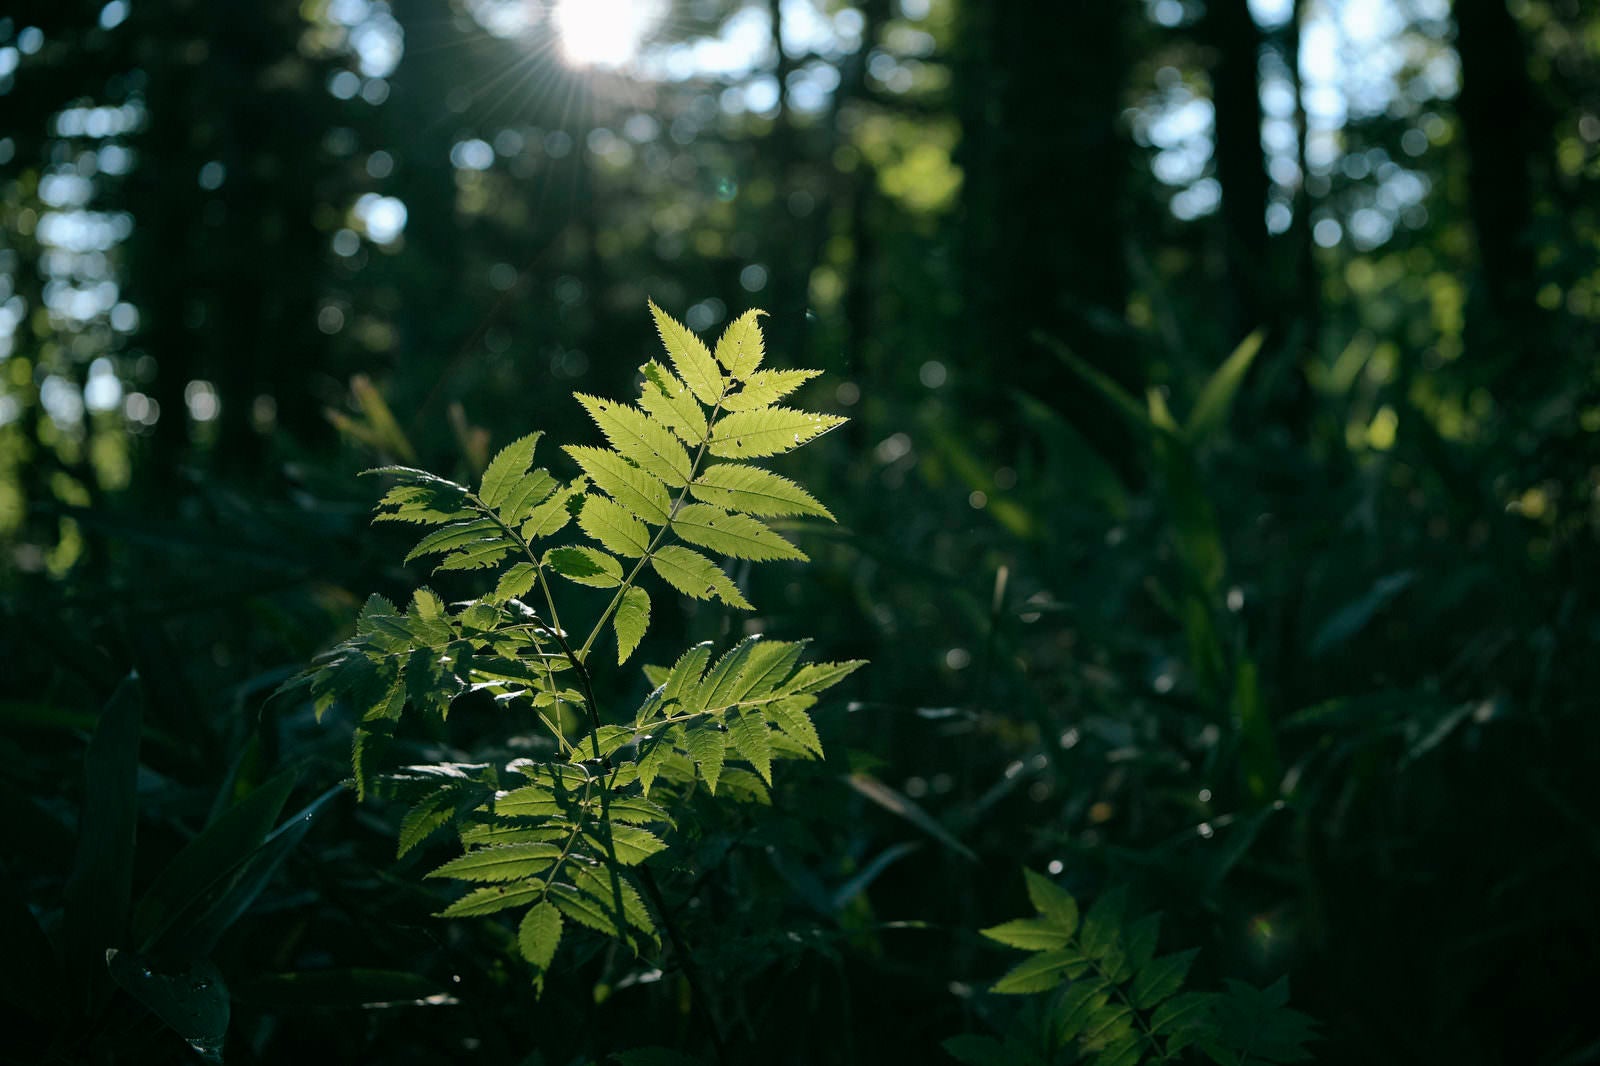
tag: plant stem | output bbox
[578,390,729,659]
[637,866,730,1066]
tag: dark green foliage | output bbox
[947,871,1314,1066]
[7,0,1600,1062]
[3,675,338,1061]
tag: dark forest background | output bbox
[3,0,1599,1062]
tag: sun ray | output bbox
[552,0,666,69]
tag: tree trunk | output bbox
[1453,0,1544,384]
[1204,0,1273,340]
[954,0,1138,469]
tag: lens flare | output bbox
[552,0,665,69]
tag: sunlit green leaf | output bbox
[438,882,546,918]
[649,545,752,609]
[479,432,543,510]
[649,298,724,406]
[714,308,765,379]
[720,369,822,412]
[565,445,672,525]
[518,901,563,972]
[579,493,652,557]
[547,545,623,588]
[426,844,563,883]
[639,360,710,445]
[691,463,833,519]
[615,587,650,665]
[671,503,806,562]
[709,407,847,458]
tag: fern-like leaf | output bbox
[298,298,866,999]
[714,307,765,379]
[709,407,847,458]
[670,503,806,562]
[650,298,724,405]
[691,463,834,519]
[649,545,752,609]
[614,587,650,664]
[960,872,1315,1066]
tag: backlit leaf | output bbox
[720,369,822,412]
[766,696,822,756]
[488,562,540,605]
[785,659,867,695]
[692,636,760,713]
[479,432,543,510]
[522,478,588,540]
[579,493,652,557]
[438,882,546,918]
[496,468,558,527]
[649,546,752,609]
[405,518,502,564]
[691,463,833,519]
[1023,868,1079,934]
[671,504,806,562]
[639,360,709,445]
[981,917,1073,952]
[589,824,667,865]
[518,901,563,972]
[662,642,713,706]
[726,708,772,783]
[436,540,514,572]
[685,725,726,793]
[547,546,623,588]
[615,587,650,664]
[992,949,1085,994]
[426,843,563,883]
[649,298,724,406]
[576,394,693,487]
[714,308,765,379]
[565,445,672,525]
[709,407,846,458]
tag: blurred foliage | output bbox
[2,0,1599,1063]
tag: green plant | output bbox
[291,301,863,993]
[4,674,342,1063]
[946,870,1315,1066]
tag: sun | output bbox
[551,0,666,69]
